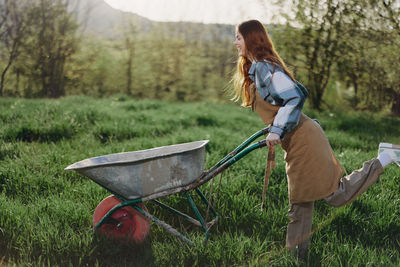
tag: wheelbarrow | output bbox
[65,127,270,245]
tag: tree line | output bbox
[275,0,400,114]
[0,0,399,115]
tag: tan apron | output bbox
[254,90,343,203]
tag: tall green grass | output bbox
[0,96,399,266]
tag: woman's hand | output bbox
[266,133,281,148]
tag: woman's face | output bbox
[234,31,245,57]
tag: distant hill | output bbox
[73,0,236,41]
[72,0,153,38]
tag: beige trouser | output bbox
[286,158,384,257]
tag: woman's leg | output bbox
[324,158,383,207]
[286,201,314,259]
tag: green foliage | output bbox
[1,0,399,115]
[0,4,236,102]
[0,97,399,266]
[274,0,400,114]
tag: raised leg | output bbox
[324,159,383,207]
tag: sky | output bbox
[103,0,289,25]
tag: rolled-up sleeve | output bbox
[254,62,307,138]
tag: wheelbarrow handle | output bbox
[261,127,270,136]
[196,140,267,189]
[258,139,267,148]
[229,126,270,156]
[207,126,270,174]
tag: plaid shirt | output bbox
[249,61,308,139]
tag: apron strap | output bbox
[261,146,275,211]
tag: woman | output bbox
[232,19,400,259]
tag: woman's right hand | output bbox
[266,132,281,148]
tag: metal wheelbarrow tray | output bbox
[65,127,270,245]
[65,140,209,200]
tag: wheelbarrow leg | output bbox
[133,205,194,246]
[152,199,202,227]
[185,192,211,243]
[194,188,219,229]
[195,188,218,218]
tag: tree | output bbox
[122,17,137,96]
[374,0,400,115]
[0,0,28,96]
[335,0,400,115]
[145,26,185,100]
[25,0,79,98]
[278,0,366,110]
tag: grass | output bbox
[0,95,399,266]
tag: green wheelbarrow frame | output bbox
[65,127,270,246]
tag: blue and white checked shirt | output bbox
[249,61,309,139]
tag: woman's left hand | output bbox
[266,133,281,148]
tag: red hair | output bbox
[232,20,295,107]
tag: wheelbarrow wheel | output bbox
[92,195,150,243]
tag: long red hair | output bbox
[232,20,295,107]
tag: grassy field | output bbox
[0,95,399,266]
